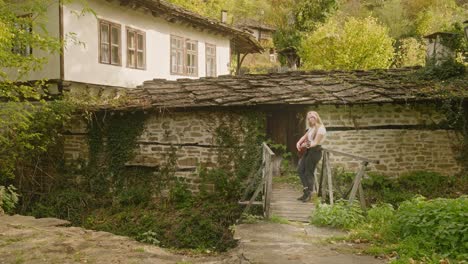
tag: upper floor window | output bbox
[171,36,184,74]
[127,27,145,69]
[99,20,121,65]
[170,35,198,76]
[205,44,216,77]
[185,39,198,76]
[12,15,32,56]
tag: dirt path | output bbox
[0,214,385,264]
[234,222,385,264]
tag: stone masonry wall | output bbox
[313,103,462,176]
[64,110,250,189]
[64,102,463,189]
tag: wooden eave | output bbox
[116,0,263,54]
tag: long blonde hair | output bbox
[305,111,323,130]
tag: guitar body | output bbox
[298,140,310,158]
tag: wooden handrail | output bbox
[239,142,275,220]
[322,147,379,164]
[319,148,378,210]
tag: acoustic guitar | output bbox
[298,140,310,158]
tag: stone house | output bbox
[7,0,262,89]
[65,67,467,189]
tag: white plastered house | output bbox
[11,0,262,90]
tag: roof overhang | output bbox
[118,0,263,53]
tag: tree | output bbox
[299,16,394,70]
[0,1,75,186]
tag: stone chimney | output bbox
[423,32,457,65]
[221,10,228,23]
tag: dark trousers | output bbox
[298,146,322,191]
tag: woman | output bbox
[296,111,326,202]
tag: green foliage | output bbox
[30,188,90,224]
[393,37,426,67]
[268,215,290,224]
[326,197,468,262]
[396,196,468,259]
[240,213,263,224]
[25,110,265,252]
[293,0,338,32]
[0,185,19,214]
[136,231,160,246]
[299,16,395,70]
[311,199,365,229]
[417,59,466,81]
[83,112,149,200]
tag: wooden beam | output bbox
[348,161,368,206]
[326,151,334,206]
[322,147,379,164]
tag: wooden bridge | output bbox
[240,143,379,222]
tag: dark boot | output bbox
[301,189,312,202]
[297,188,307,200]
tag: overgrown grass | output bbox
[312,196,468,263]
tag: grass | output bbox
[268,215,290,224]
[273,173,302,187]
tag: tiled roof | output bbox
[68,67,467,111]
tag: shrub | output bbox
[395,196,468,259]
[311,199,365,229]
[343,196,468,262]
[30,189,90,224]
[0,185,19,214]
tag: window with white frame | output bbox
[99,20,121,65]
[170,35,184,74]
[170,36,198,76]
[205,44,216,77]
[127,27,145,69]
[185,39,198,76]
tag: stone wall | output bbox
[313,103,462,176]
[64,110,253,189]
[64,102,463,188]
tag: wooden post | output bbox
[262,142,274,219]
[348,161,368,206]
[320,150,327,203]
[358,183,366,211]
[326,152,334,206]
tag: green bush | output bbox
[0,185,19,214]
[30,189,90,224]
[117,185,152,207]
[311,199,365,229]
[361,171,466,206]
[396,196,468,259]
[342,196,468,262]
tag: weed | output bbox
[268,215,290,224]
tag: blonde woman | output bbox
[296,111,327,202]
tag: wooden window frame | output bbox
[170,35,198,77]
[126,26,146,70]
[170,35,184,75]
[185,39,198,76]
[98,19,121,66]
[205,43,216,77]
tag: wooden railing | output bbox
[318,147,380,209]
[238,142,275,219]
